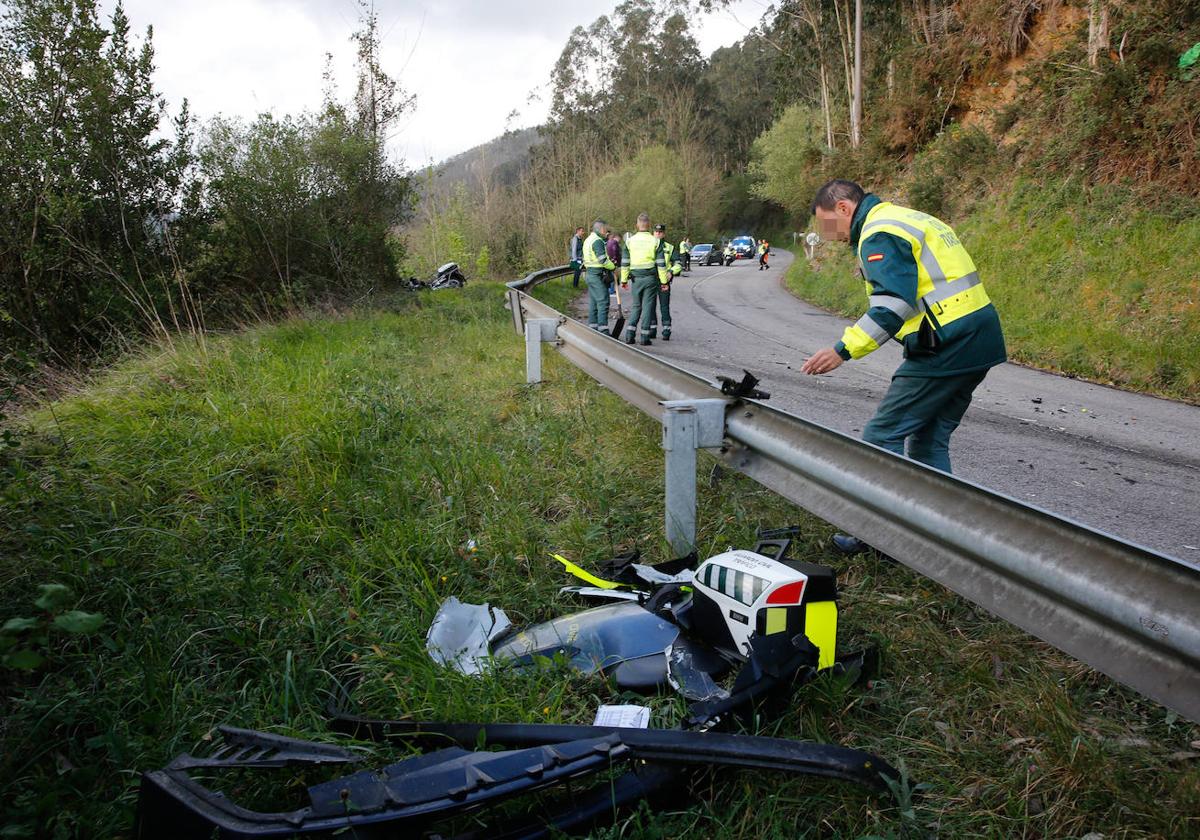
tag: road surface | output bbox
[607,248,1200,561]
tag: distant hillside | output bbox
[424,126,542,196]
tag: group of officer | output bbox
[574,179,1007,553]
[578,213,688,346]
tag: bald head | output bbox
[636,213,650,231]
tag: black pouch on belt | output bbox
[905,313,942,358]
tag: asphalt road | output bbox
[611,248,1200,562]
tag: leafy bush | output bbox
[747,104,830,217]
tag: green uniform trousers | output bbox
[585,268,610,330]
[624,273,659,341]
[648,283,671,337]
[861,369,989,474]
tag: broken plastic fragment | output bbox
[667,639,731,703]
[630,564,694,586]
[559,586,644,602]
[426,597,512,675]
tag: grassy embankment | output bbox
[786,182,1200,403]
[1,278,1197,838]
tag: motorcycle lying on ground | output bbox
[405,262,468,291]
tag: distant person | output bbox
[801,179,1006,554]
[569,226,585,288]
[679,236,692,272]
[606,232,622,295]
[648,223,683,341]
[723,241,735,266]
[581,219,616,331]
[757,239,769,270]
[620,213,671,346]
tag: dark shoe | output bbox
[662,332,671,341]
[648,330,657,339]
[639,338,652,346]
[625,334,636,345]
[831,534,869,555]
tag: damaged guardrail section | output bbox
[505,267,1200,724]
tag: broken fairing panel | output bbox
[136,723,898,838]
[425,596,512,675]
[491,601,682,691]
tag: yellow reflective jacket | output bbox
[621,231,668,284]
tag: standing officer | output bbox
[569,226,585,288]
[581,219,616,331]
[800,179,1006,553]
[648,223,682,340]
[620,213,670,346]
[679,235,692,273]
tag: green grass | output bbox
[1,279,1197,838]
[785,180,1200,403]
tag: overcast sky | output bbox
[98,0,770,169]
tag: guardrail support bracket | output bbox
[661,399,729,556]
[525,318,559,384]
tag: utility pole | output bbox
[851,0,862,148]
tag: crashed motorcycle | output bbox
[405,262,469,291]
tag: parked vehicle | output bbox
[731,236,755,259]
[691,243,723,266]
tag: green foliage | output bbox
[0,0,415,370]
[533,144,721,263]
[748,104,831,217]
[0,0,192,361]
[1,582,104,671]
[906,125,999,218]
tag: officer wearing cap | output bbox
[620,214,671,345]
[648,223,682,340]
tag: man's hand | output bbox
[802,347,844,375]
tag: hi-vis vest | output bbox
[622,231,668,283]
[661,240,681,280]
[847,202,991,355]
[582,231,613,270]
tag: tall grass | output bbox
[0,281,1196,837]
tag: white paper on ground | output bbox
[593,704,651,729]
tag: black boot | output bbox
[639,337,652,346]
[662,331,671,341]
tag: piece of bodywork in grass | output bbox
[135,723,897,839]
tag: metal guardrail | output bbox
[505,266,1200,723]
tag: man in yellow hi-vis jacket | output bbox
[620,213,671,346]
[801,179,1007,552]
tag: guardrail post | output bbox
[525,318,558,384]
[660,399,730,557]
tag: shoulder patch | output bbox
[866,253,884,263]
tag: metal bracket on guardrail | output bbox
[661,399,730,556]
[525,318,560,384]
